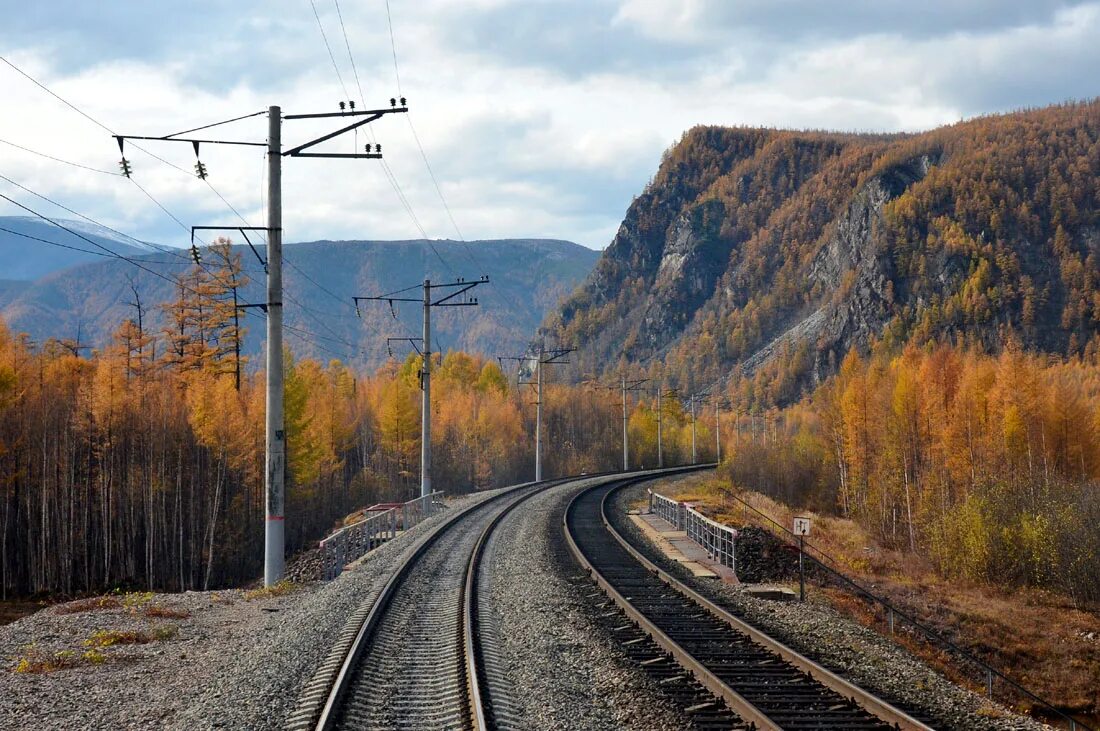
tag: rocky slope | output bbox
[548,101,1100,396]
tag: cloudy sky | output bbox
[1,0,1098,251]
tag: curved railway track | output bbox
[308,480,548,730]
[565,476,937,731]
[302,471,664,731]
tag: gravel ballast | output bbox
[0,487,515,731]
[476,475,712,730]
[611,475,1051,731]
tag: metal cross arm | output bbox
[191,225,271,272]
[282,110,402,158]
[387,337,422,357]
[430,277,489,307]
[113,134,267,148]
[238,302,273,313]
[283,105,409,120]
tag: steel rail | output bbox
[311,480,540,730]
[462,477,539,730]
[464,466,707,730]
[565,474,936,731]
[309,469,625,731]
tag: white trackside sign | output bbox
[793,517,811,536]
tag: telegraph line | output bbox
[0,193,204,294]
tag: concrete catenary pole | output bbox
[690,394,697,465]
[264,105,285,587]
[621,374,629,471]
[535,341,543,481]
[657,385,664,469]
[421,279,432,498]
[716,397,721,463]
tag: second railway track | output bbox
[565,475,937,731]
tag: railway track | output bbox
[305,480,548,730]
[565,476,937,731]
[294,468,706,731]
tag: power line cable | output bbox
[0,137,121,176]
[383,0,404,96]
[0,224,173,264]
[308,0,351,100]
[0,192,204,295]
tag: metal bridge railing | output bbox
[319,491,443,580]
[649,489,738,574]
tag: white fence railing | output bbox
[319,491,442,580]
[648,489,738,574]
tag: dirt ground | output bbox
[656,473,1100,727]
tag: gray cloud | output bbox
[1,0,1099,255]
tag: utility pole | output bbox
[117,98,409,586]
[265,106,285,586]
[690,394,697,464]
[616,376,648,471]
[657,384,663,469]
[654,385,679,469]
[421,279,431,497]
[500,343,574,481]
[715,397,722,463]
[356,277,487,498]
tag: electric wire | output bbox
[378,3,529,321]
[0,137,121,176]
[0,193,205,296]
[0,224,174,264]
[0,46,445,364]
[308,0,351,101]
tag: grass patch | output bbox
[54,590,157,616]
[11,646,78,674]
[243,580,297,600]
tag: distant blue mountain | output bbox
[0,217,599,364]
[0,216,151,280]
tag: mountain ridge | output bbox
[0,226,599,366]
[548,101,1100,400]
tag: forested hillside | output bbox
[549,101,1100,399]
[0,269,709,595]
[0,226,597,367]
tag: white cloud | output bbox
[0,0,1098,256]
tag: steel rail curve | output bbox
[311,479,547,730]
[564,473,936,731]
[309,469,639,730]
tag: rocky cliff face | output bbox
[548,102,1100,397]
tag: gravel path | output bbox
[476,475,724,730]
[0,487,514,731]
[611,476,1051,731]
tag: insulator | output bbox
[119,158,133,178]
[194,161,208,180]
[349,100,356,110]
[190,244,202,265]
[375,144,381,153]
[400,97,407,106]
[339,101,346,111]
[390,97,396,107]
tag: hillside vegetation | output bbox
[550,101,1100,394]
[0,227,597,367]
